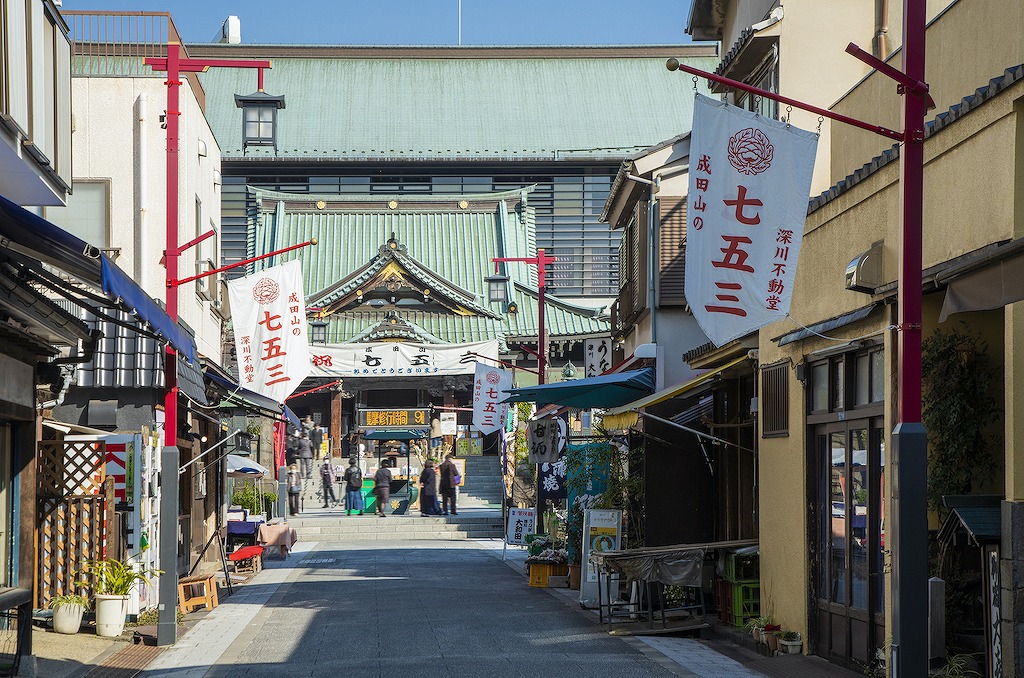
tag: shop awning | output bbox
[207,371,301,428]
[362,429,428,441]
[0,194,198,363]
[225,454,271,479]
[774,304,878,347]
[503,368,654,409]
[604,356,749,416]
[939,250,1024,321]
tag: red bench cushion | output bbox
[228,545,264,561]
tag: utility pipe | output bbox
[136,92,147,283]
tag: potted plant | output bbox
[766,627,781,653]
[79,558,159,637]
[744,616,764,642]
[778,631,802,654]
[49,594,89,634]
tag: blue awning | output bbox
[206,371,301,428]
[503,368,655,409]
[0,193,198,363]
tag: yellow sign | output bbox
[358,408,428,428]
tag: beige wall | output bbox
[830,0,1024,181]
[756,67,1022,644]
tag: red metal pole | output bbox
[891,0,928,675]
[164,40,180,477]
[173,239,318,287]
[536,249,547,385]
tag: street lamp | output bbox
[485,273,509,304]
[310,319,328,345]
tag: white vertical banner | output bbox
[584,338,612,378]
[472,362,512,435]
[226,260,311,403]
[685,94,818,346]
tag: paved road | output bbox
[199,540,685,678]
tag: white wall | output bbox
[66,76,224,358]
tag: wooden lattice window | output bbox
[761,361,789,437]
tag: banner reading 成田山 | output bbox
[472,362,512,435]
[226,259,311,403]
[685,93,818,346]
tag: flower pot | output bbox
[751,627,762,642]
[568,565,582,590]
[766,633,780,653]
[94,594,129,637]
[779,639,802,655]
[52,604,85,634]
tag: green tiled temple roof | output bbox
[249,189,608,345]
[193,45,720,160]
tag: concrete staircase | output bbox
[289,513,504,542]
[459,456,503,509]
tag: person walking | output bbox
[319,457,338,508]
[310,425,324,457]
[344,458,364,516]
[287,463,302,516]
[297,433,314,479]
[419,460,439,517]
[439,453,459,516]
[285,430,300,467]
[373,464,392,517]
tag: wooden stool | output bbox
[228,545,264,575]
[177,573,219,614]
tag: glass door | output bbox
[813,419,884,666]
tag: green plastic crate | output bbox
[724,552,759,583]
[731,580,760,624]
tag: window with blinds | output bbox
[658,196,687,306]
[761,361,789,437]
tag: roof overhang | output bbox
[686,0,728,41]
[713,25,780,94]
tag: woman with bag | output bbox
[287,463,303,516]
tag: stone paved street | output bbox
[145,538,688,678]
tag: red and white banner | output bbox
[472,362,512,435]
[308,340,498,377]
[227,260,311,403]
[685,94,818,346]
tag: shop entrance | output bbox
[811,418,885,667]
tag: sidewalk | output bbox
[481,539,860,678]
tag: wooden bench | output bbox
[228,545,264,575]
[177,573,219,614]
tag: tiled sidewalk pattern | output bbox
[138,541,316,678]
[639,637,764,678]
[83,643,164,678]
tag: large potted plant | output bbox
[49,594,89,634]
[80,558,159,637]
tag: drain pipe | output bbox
[873,0,889,58]
[136,92,148,282]
[627,173,663,387]
[38,329,101,410]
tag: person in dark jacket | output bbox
[373,465,392,517]
[310,426,324,456]
[297,433,314,479]
[419,460,439,516]
[319,457,338,508]
[438,454,459,516]
[344,458,364,516]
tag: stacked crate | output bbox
[721,550,760,627]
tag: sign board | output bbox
[580,508,622,608]
[309,340,499,377]
[472,363,512,435]
[506,507,536,545]
[440,412,458,436]
[685,93,818,346]
[226,260,311,402]
[527,418,566,464]
[357,408,429,429]
[584,338,612,378]
[538,453,567,503]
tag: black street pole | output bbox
[157,444,179,646]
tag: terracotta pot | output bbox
[766,633,780,653]
[568,565,582,590]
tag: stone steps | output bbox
[292,515,504,541]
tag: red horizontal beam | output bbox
[667,59,904,142]
[172,239,317,288]
[145,57,272,72]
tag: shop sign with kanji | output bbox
[584,338,612,378]
[472,362,512,435]
[685,94,818,346]
[226,259,311,403]
[527,417,566,464]
[308,340,498,377]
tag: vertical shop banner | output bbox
[527,417,566,464]
[227,260,311,403]
[584,338,612,378]
[472,363,512,435]
[538,452,568,504]
[685,94,818,346]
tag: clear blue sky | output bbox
[61,1,696,45]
